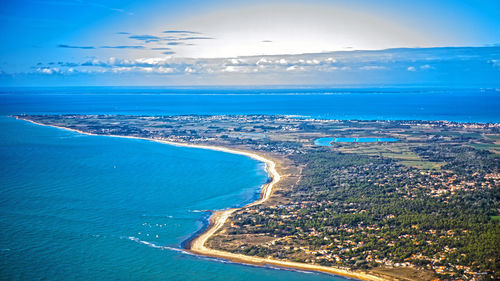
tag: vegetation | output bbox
[228,150,499,280]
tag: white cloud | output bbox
[360,66,387,70]
[286,65,305,71]
[228,58,244,65]
[135,57,170,65]
[256,58,270,65]
[28,47,499,83]
[157,66,175,73]
[306,59,320,65]
[222,65,238,72]
[36,67,60,74]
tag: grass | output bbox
[468,142,500,154]
[490,216,500,222]
[469,143,497,150]
[381,152,420,160]
[484,134,500,141]
[336,143,444,170]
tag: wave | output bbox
[141,214,173,218]
[123,236,185,253]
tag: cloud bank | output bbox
[4,47,498,87]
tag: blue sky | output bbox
[0,0,499,86]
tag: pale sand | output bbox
[16,116,390,281]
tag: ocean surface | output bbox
[0,87,499,280]
[0,87,499,122]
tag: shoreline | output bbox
[15,116,390,281]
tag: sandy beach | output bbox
[16,116,391,281]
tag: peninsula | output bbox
[15,115,500,281]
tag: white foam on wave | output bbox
[124,236,185,253]
[141,214,173,218]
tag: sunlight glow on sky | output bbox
[0,0,498,86]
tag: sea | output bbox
[0,87,499,280]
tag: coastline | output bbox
[15,116,390,281]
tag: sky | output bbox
[0,0,499,86]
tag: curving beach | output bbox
[16,116,390,281]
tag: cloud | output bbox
[110,66,176,74]
[116,32,130,35]
[26,47,500,85]
[162,30,200,34]
[128,35,161,43]
[222,65,253,73]
[359,65,387,70]
[286,65,305,71]
[57,44,95,49]
[57,62,79,67]
[225,58,246,66]
[178,36,214,40]
[297,59,321,65]
[36,67,61,74]
[127,32,214,45]
[101,45,145,49]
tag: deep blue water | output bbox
[0,87,499,122]
[0,87,499,280]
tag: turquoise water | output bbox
[356,138,379,143]
[335,138,357,143]
[377,138,400,142]
[314,137,335,146]
[0,117,343,280]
